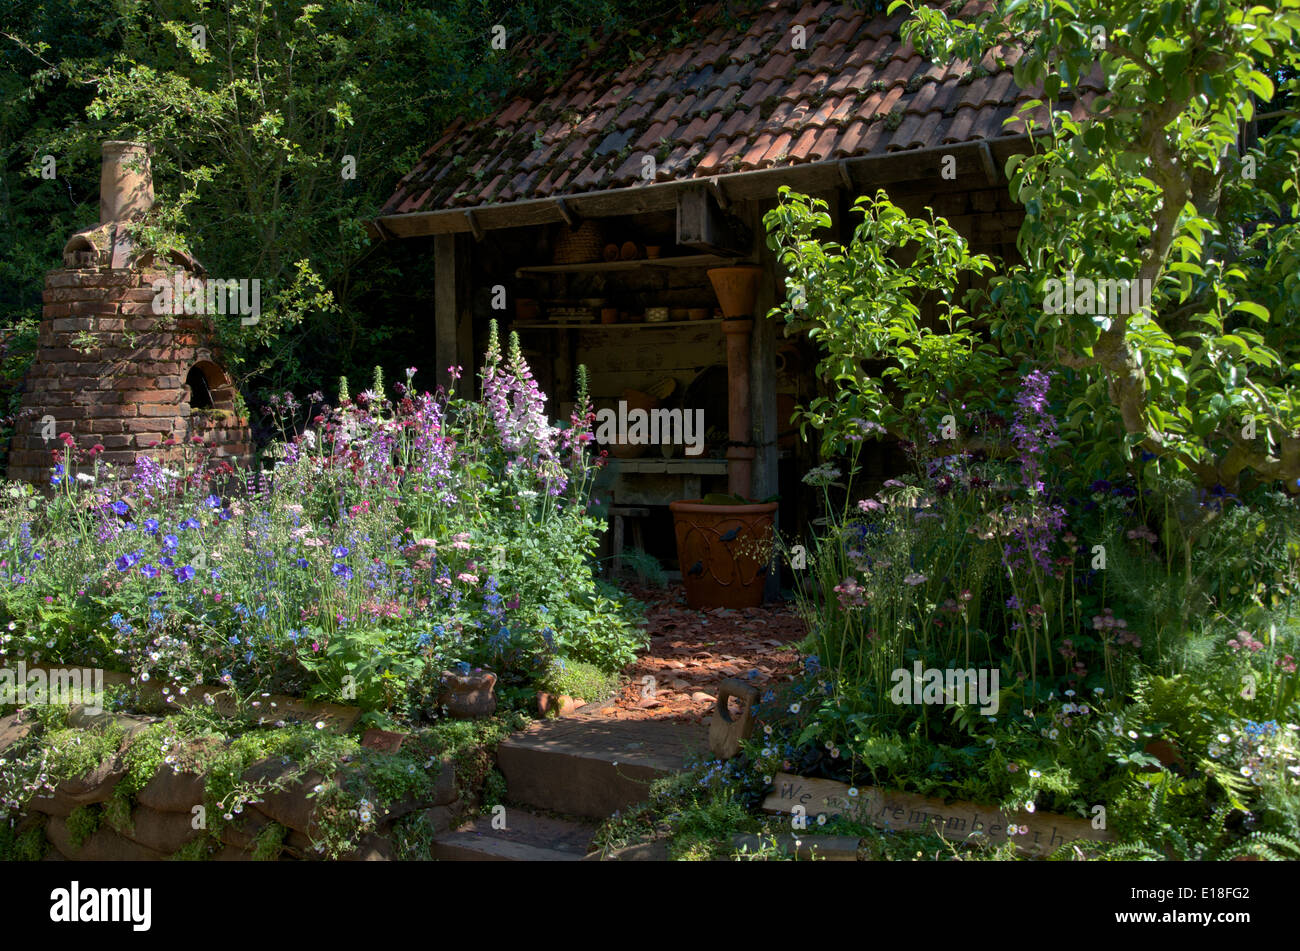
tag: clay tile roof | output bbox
[381,0,1049,216]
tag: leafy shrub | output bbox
[538,658,621,703]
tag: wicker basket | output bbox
[552,220,605,265]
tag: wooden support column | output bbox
[723,317,755,498]
[434,233,474,392]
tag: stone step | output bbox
[431,810,599,861]
[497,716,709,819]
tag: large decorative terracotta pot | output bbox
[670,498,778,609]
[707,265,761,318]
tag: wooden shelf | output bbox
[610,458,728,474]
[515,254,750,278]
[513,318,724,330]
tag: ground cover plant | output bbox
[0,322,642,727]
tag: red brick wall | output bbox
[7,266,251,485]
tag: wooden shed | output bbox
[368,0,1099,584]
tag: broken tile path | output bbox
[433,586,808,859]
[603,583,808,722]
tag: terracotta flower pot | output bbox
[538,692,585,717]
[437,669,497,718]
[670,499,777,609]
[707,265,762,318]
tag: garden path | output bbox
[600,584,807,722]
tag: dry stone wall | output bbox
[1,710,469,862]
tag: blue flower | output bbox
[331,563,353,581]
[332,546,350,560]
[144,519,160,534]
[110,500,129,516]
[115,552,139,571]
[160,556,174,568]
[179,518,201,531]
[174,565,196,583]
[139,563,159,579]
[204,495,222,509]
[162,534,179,551]
[296,558,309,569]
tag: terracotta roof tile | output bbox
[781,73,813,102]
[805,41,843,72]
[762,131,794,164]
[944,106,978,143]
[742,131,776,169]
[697,136,734,175]
[822,12,862,48]
[636,120,677,151]
[738,79,771,109]
[382,0,1050,215]
[610,151,646,185]
[755,51,795,83]
[764,99,797,131]
[720,107,754,138]
[733,35,764,60]
[682,112,723,143]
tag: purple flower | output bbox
[296,558,310,569]
[143,518,159,535]
[115,551,140,571]
[162,534,178,551]
[139,563,159,579]
[332,546,350,560]
[331,563,354,581]
[110,500,129,516]
[174,565,196,583]
[179,518,201,531]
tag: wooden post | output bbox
[723,317,754,498]
[434,233,474,392]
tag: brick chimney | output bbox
[6,141,250,485]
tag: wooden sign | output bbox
[762,772,1113,856]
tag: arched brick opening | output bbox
[186,360,235,412]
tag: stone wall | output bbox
[7,266,251,485]
[2,709,471,862]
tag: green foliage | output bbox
[764,187,1004,451]
[1,0,709,394]
[538,658,621,704]
[895,0,1300,489]
[250,821,288,861]
[65,804,101,851]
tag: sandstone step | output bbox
[432,810,599,861]
[497,717,708,819]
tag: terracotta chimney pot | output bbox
[100,140,154,224]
